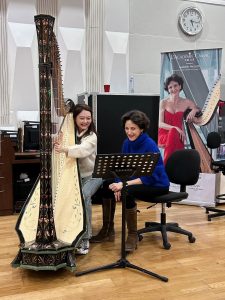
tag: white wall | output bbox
[2,0,85,128]
[129,0,225,98]
[58,0,85,98]
[1,0,225,127]
[104,0,129,93]
[6,0,38,127]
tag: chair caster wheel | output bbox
[208,217,211,221]
[188,236,196,243]
[138,235,143,242]
[164,243,171,250]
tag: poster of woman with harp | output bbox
[159,49,222,207]
[159,48,222,172]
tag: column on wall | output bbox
[104,0,129,93]
[0,0,10,125]
[85,0,104,93]
[36,0,58,17]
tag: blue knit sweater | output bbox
[121,133,170,187]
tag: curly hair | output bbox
[121,110,150,132]
[164,73,184,92]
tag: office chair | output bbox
[205,132,225,221]
[138,149,200,250]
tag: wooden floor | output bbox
[1,202,225,300]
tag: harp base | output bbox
[11,246,76,272]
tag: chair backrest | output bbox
[207,132,221,149]
[165,149,200,187]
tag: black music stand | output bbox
[75,153,168,282]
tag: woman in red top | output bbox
[158,74,202,164]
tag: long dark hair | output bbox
[66,99,97,136]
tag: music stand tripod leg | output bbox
[76,180,168,282]
[116,182,168,282]
[76,261,120,276]
[124,261,168,282]
[75,153,169,282]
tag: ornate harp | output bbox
[185,76,221,173]
[11,15,86,271]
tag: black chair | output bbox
[138,149,200,250]
[205,132,225,221]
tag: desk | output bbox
[0,137,40,215]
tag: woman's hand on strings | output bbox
[52,131,63,145]
[54,142,68,155]
[54,142,63,153]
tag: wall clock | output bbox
[178,7,203,36]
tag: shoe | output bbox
[75,239,89,255]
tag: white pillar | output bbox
[36,0,58,18]
[85,0,104,93]
[0,0,10,125]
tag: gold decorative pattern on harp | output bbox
[11,15,86,271]
[185,75,221,173]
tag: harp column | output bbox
[0,0,10,125]
[36,0,58,35]
[85,0,104,93]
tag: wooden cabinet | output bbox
[0,137,14,215]
[0,135,40,215]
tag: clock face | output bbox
[179,7,203,36]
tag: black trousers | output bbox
[97,179,169,209]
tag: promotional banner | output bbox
[160,49,222,206]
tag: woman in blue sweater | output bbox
[91,110,170,252]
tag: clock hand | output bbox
[192,19,200,24]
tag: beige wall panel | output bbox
[7,0,36,24]
[58,0,85,28]
[58,27,85,100]
[7,22,39,113]
[105,0,129,32]
[104,31,129,93]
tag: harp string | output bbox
[185,76,221,173]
